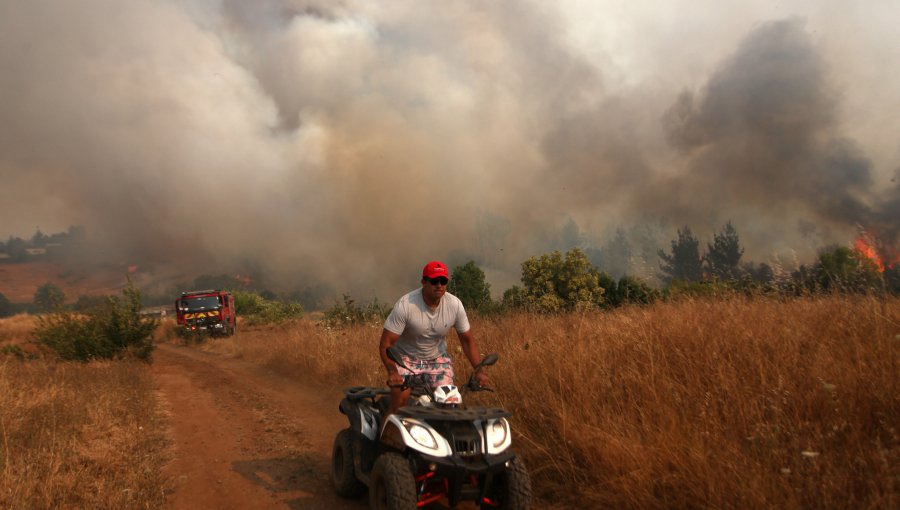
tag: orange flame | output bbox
[854,234,884,272]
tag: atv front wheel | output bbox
[331,429,365,498]
[484,455,532,509]
[370,452,416,510]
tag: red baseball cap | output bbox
[422,260,450,279]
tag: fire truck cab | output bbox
[175,289,236,336]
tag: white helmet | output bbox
[432,385,462,405]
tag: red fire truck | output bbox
[175,289,236,336]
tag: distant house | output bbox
[0,252,8,260]
[25,248,47,256]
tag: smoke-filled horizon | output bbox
[1,0,898,299]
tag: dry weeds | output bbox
[0,313,36,344]
[0,356,169,509]
[200,295,899,509]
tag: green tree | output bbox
[31,229,48,247]
[520,248,605,312]
[705,221,744,280]
[658,227,703,284]
[448,261,493,312]
[34,282,65,312]
[5,236,27,262]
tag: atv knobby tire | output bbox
[370,452,416,510]
[331,429,365,498]
[485,455,532,510]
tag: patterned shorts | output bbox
[397,354,455,388]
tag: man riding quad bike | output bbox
[331,348,532,509]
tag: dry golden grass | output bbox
[485,296,899,509]
[0,313,36,344]
[0,356,169,509]
[202,295,899,509]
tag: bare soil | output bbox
[152,342,366,510]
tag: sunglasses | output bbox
[426,277,449,286]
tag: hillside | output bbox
[0,261,130,303]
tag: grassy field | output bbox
[2,295,898,509]
[0,316,168,510]
[203,295,899,509]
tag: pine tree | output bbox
[705,221,744,280]
[658,227,703,284]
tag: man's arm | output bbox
[458,329,490,385]
[379,329,403,385]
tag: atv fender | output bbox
[338,398,362,432]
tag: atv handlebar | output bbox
[389,373,493,393]
[464,377,494,392]
[384,347,499,394]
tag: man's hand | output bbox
[387,371,405,388]
[474,368,490,388]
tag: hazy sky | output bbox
[1,0,898,297]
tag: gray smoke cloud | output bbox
[660,20,872,223]
[1,0,898,299]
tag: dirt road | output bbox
[152,342,367,510]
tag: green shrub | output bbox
[33,282,65,312]
[233,290,303,325]
[519,248,605,312]
[609,275,659,306]
[500,285,527,312]
[33,280,156,361]
[323,294,390,328]
[815,245,883,293]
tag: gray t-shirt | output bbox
[383,288,471,360]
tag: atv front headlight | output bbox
[404,421,438,450]
[486,418,511,453]
[491,420,508,447]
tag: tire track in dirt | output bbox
[152,342,367,510]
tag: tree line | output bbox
[443,221,900,315]
[0,226,86,263]
[3,222,897,321]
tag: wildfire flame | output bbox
[853,231,899,273]
[854,234,883,272]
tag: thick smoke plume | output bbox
[1,1,897,299]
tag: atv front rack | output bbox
[396,406,512,421]
[344,386,391,401]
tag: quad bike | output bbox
[331,349,532,509]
